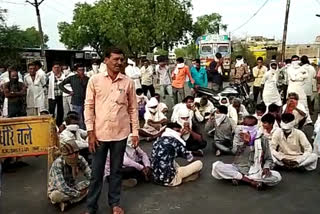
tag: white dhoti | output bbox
[273,153,318,171]
[212,161,281,186]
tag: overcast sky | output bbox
[2,0,320,49]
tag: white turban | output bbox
[147,97,159,108]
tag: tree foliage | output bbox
[192,13,227,41]
[58,0,193,57]
[174,43,197,59]
[0,7,49,66]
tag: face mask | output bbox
[281,121,295,133]
[66,124,79,132]
[292,61,301,67]
[149,108,157,114]
[242,125,258,146]
[92,65,99,72]
[215,113,224,120]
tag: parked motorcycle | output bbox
[197,83,255,114]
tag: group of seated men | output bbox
[47,88,319,211]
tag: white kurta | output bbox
[302,64,316,97]
[125,65,141,89]
[262,69,281,106]
[24,72,46,111]
[287,65,308,112]
[271,128,318,171]
[142,109,167,135]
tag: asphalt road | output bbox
[1,144,320,214]
[1,83,320,214]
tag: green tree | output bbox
[58,2,112,57]
[192,13,227,41]
[0,7,49,66]
[58,0,193,57]
[174,43,197,59]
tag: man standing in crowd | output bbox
[33,60,46,76]
[60,64,89,129]
[84,47,139,214]
[230,55,249,85]
[252,57,267,103]
[301,55,317,115]
[62,64,74,118]
[125,59,141,90]
[287,55,309,115]
[48,62,65,126]
[24,62,46,116]
[140,60,155,97]
[279,59,291,104]
[207,53,223,91]
[3,66,27,117]
[87,60,101,78]
[261,62,282,107]
[156,56,173,102]
[190,59,208,95]
[172,57,194,104]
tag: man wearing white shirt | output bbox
[24,62,47,116]
[287,55,309,114]
[125,59,141,90]
[156,56,173,101]
[140,60,155,97]
[62,65,75,118]
[271,113,317,171]
[301,55,317,115]
[34,60,46,76]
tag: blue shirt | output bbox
[189,67,208,88]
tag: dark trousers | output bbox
[172,87,185,104]
[307,96,313,114]
[253,86,262,103]
[186,135,207,151]
[282,85,288,105]
[86,139,127,214]
[141,85,155,97]
[106,166,145,182]
[213,139,233,154]
[8,102,26,118]
[48,96,64,126]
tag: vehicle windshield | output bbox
[201,45,213,55]
[218,45,228,53]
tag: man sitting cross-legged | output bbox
[151,122,203,186]
[270,113,318,171]
[211,116,282,190]
[48,139,91,212]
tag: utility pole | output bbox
[26,0,45,57]
[281,0,291,62]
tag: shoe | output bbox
[182,171,200,183]
[59,202,67,212]
[192,149,204,157]
[122,178,138,188]
[112,206,124,214]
